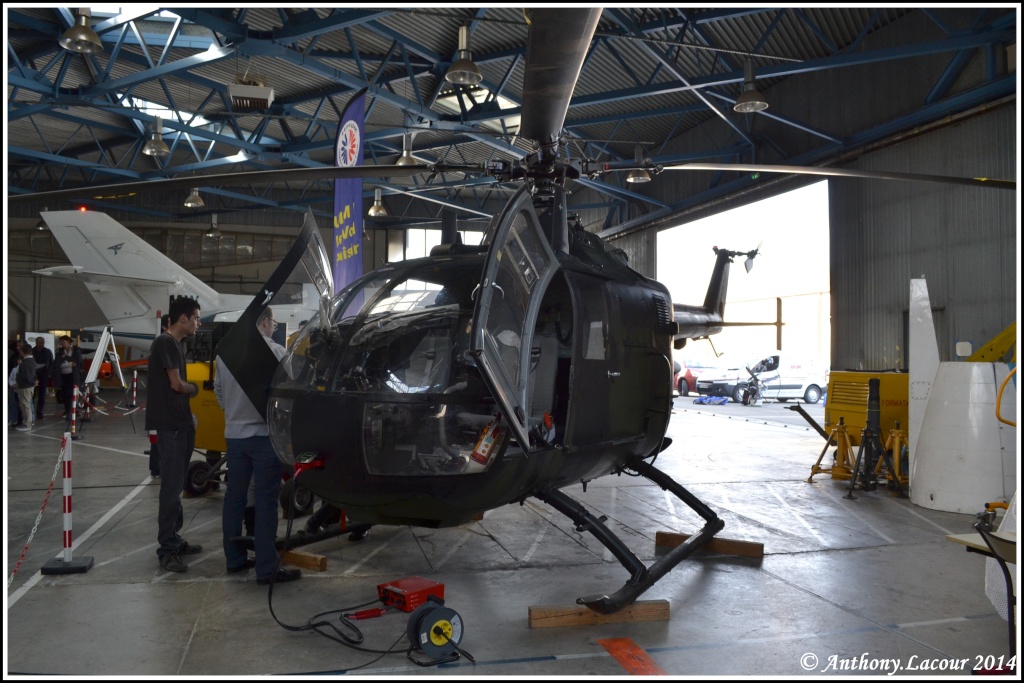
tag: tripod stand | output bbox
[844,378,905,499]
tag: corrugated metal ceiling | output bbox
[6,6,1016,230]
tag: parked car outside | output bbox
[695,352,828,403]
[673,356,719,396]
[693,361,750,402]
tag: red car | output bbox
[674,358,716,396]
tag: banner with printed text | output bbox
[332,88,367,293]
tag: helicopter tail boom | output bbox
[672,246,760,348]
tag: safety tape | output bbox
[80,396,146,418]
[7,436,66,587]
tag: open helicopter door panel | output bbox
[469,186,560,451]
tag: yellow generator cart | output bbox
[183,360,314,516]
[824,371,908,446]
[187,361,228,454]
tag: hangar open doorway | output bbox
[656,181,831,370]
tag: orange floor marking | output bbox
[597,637,668,675]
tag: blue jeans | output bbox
[222,436,283,578]
[156,427,195,559]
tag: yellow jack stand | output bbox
[808,417,856,482]
[875,424,910,490]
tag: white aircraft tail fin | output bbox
[38,210,220,326]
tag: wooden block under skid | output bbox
[528,599,670,629]
[281,549,327,572]
[655,532,764,559]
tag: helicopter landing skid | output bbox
[535,460,723,615]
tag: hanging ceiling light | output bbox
[445,25,483,85]
[184,188,205,208]
[368,187,389,217]
[204,213,220,238]
[59,8,102,54]
[395,133,417,166]
[142,116,170,157]
[35,207,50,231]
[734,61,769,113]
[626,146,652,184]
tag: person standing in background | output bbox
[15,343,41,432]
[32,336,54,420]
[9,356,23,427]
[53,336,82,420]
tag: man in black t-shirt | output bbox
[146,297,202,573]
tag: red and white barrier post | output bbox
[131,370,138,408]
[70,385,82,440]
[41,432,94,575]
[81,384,94,423]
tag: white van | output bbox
[695,352,829,403]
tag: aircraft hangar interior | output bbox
[5,6,1019,678]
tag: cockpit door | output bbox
[469,186,560,451]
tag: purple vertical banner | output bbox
[333,88,368,294]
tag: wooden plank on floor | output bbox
[655,532,764,559]
[281,549,327,572]
[528,599,669,629]
[598,637,668,675]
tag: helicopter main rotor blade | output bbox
[6,163,483,206]
[664,162,1016,191]
[519,8,602,144]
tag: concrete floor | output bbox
[5,390,1017,677]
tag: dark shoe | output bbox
[227,557,256,574]
[178,541,203,555]
[150,472,160,478]
[257,568,301,585]
[160,554,188,573]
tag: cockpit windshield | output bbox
[273,256,484,393]
[269,254,508,476]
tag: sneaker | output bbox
[177,541,203,555]
[15,424,30,431]
[160,553,188,573]
[226,557,256,574]
[257,568,301,585]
